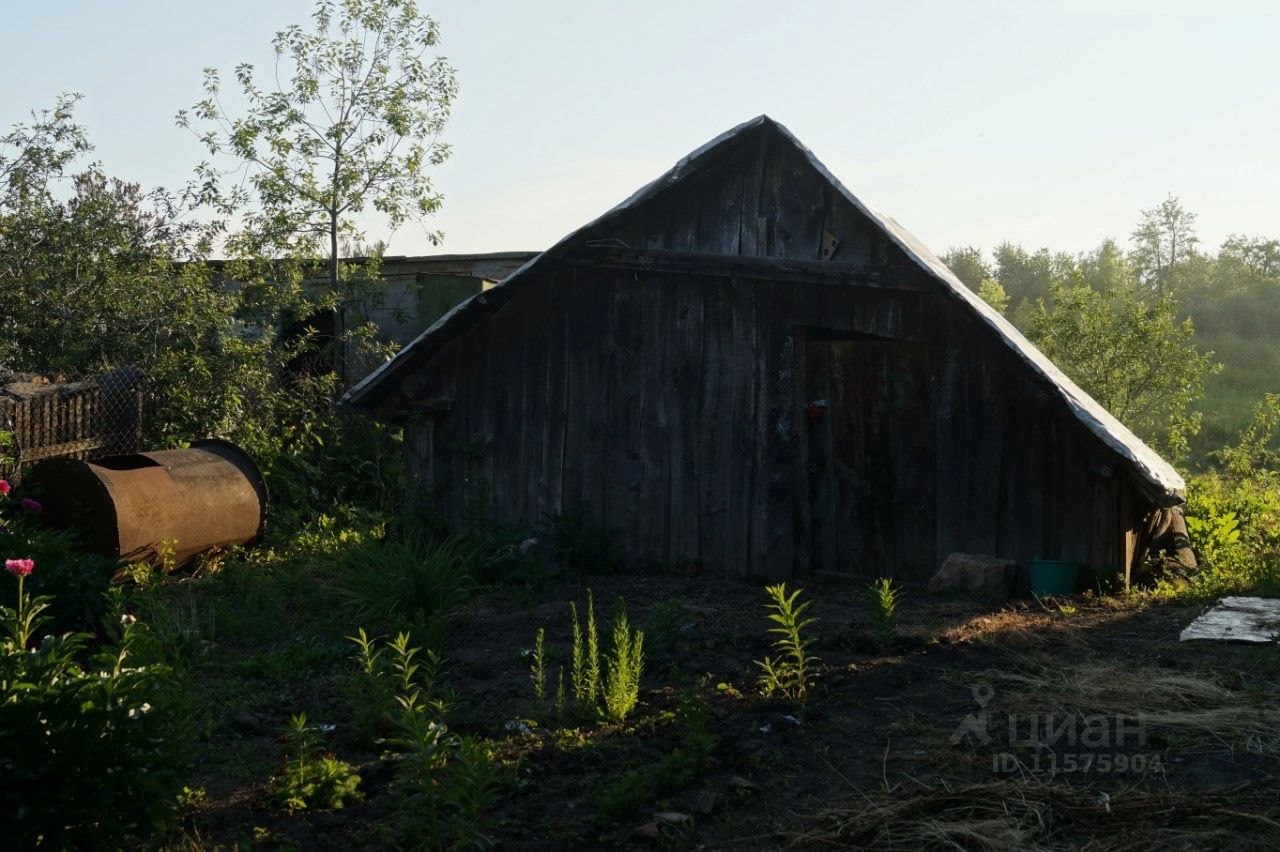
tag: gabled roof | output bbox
[342,116,1185,501]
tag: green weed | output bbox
[644,595,690,651]
[756,583,819,703]
[344,628,456,749]
[604,604,645,724]
[531,626,547,702]
[378,632,502,849]
[596,691,717,822]
[547,592,645,722]
[867,577,901,647]
[570,591,602,709]
[268,712,362,813]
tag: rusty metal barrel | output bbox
[31,439,269,565]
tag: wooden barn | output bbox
[342,116,1185,584]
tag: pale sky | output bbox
[3,1,1278,259]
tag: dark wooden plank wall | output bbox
[410,264,1147,580]
[401,124,1151,580]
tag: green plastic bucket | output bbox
[1028,560,1081,596]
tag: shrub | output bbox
[755,583,819,703]
[1169,470,1280,599]
[0,561,189,848]
[0,483,114,634]
[1166,398,1280,599]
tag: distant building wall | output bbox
[326,252,536,384]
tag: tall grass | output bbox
[334,532,475,641]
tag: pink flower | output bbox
[4,558,34,577]
[0,480,10,495]
[20,498,41,513]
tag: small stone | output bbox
[655,811,692,826]
[927,552,1016,596]
[728,775,758,790]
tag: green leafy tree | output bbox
[992,241,1075,326]
[179,0,458,299]
[1029,281,1219,462]
[0,104,298,456]
[1215,235,1280,288]
[940,245,992,291]
[976,278,1008,314]
[0,93,89,209]
[0,98,395,520]
[1075,238,1139,293]
[0,169,213,374]
[1130,194,1200,297]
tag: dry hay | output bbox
[789,780,1280,851]
[979,655,1280,756]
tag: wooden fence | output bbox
[0,368,145,479]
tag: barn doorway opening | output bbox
[801,336,937,579]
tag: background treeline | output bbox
[941,196,1280,466]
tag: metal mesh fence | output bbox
[0,365,147,480]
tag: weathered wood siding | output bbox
[409,265,1144,580]
[403,124,1149,581]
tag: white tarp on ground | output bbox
[1179,597,1280,643]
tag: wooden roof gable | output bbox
[342,116,1185,501]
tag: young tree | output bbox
[1130,194,1199,297]
[179,0,458,295]
[1029,281,1219,463]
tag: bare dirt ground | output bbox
[182,570,1280,850]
